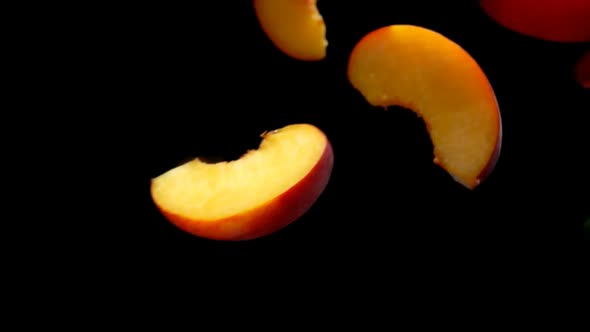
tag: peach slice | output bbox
[574,51,590,88]
[347,25,502,189]
[479,0,590,43]
[253,0,327,61]
[150,124,334,241]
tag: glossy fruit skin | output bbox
[480,0,590,43]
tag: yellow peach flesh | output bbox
[151,124,327,221]
[254,0,327,60]
[348,25,501,189]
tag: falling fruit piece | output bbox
[151,124,334,241]
[348,25,502,189]
[254,0,328,61]
[479,0,590,43]
[574,51,590,88]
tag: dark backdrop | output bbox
[77,0,588,273]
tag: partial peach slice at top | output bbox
[479,0,590,43]
[574,51,590,89]
[348,25,502,189]
[151,124,334,241]
[254,0,327,61]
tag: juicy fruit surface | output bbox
[254,0,327,60]
[151,124,327,221]
[348,25,501,189]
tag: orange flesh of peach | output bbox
[254,0,327,60]
[151,124,327,221]
[348,25,501,189]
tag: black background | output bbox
[70,0,589,274]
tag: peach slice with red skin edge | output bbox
[253,0,327,61]
[479,0,590,43]
[150,124,334,241]
[575,51,590,88]
[347,25,502,189]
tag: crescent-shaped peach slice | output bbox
[253,0,327,61]
[348,25,502,189]
[151,124,334,241]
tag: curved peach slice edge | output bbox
[151,124,334,241]
[347,25,502,189]
[254,0,327,61]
